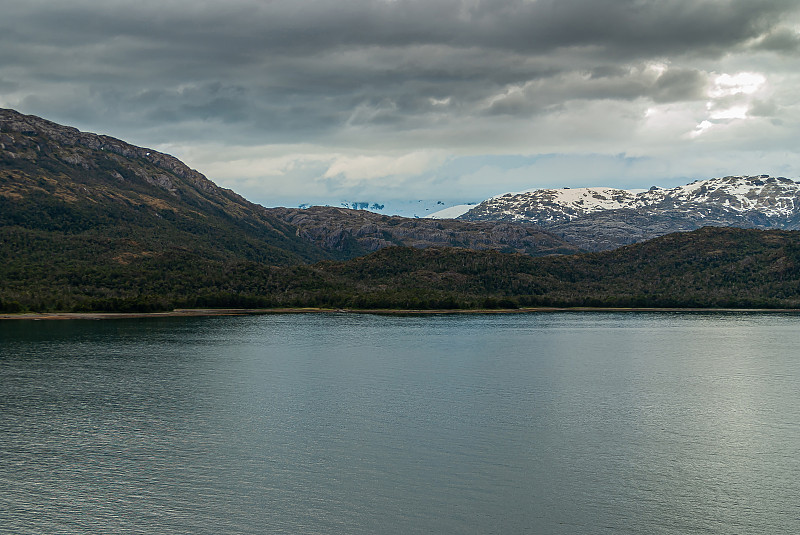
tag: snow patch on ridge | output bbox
[427,204,476,219]
[462,175,800,224]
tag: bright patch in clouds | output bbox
[323,151,445,182]
[709,105,749,120]
[690,120,715,138]
[691,72,769,137]
[709,72,766,98]
[647,61,668,77]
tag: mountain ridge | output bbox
[454,175,800,250]
[267,205,581,257]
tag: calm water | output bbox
[1,312,799,534]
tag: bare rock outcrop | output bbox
[268,206,581,257]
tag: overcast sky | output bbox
[2,0,800,211]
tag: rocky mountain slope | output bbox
[457,175,800,250]
[0,107,332,266]
[1,108,580,265]
[268,206,581,257]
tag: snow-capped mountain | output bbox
[461,175,800,223]
[457,175,800,251]
[637,176,800,217]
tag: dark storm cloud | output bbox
[483,65,709,117]
[1,0,798,164]
[16,0,791,53]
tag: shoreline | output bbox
[2,306,799,320]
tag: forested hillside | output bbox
[3,227,800,312]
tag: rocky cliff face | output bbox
[268,206,582,257]
[457,175,800,250]
[1,108,237,205]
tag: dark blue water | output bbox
[1,312,799,533]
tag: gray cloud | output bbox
[1,0,799,206]
[651,69,708,103]
[754,27,800,53]
[749,99,780,117]
[0,78,18,92]
[6,1,793,64]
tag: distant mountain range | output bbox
[443,175,800,250]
